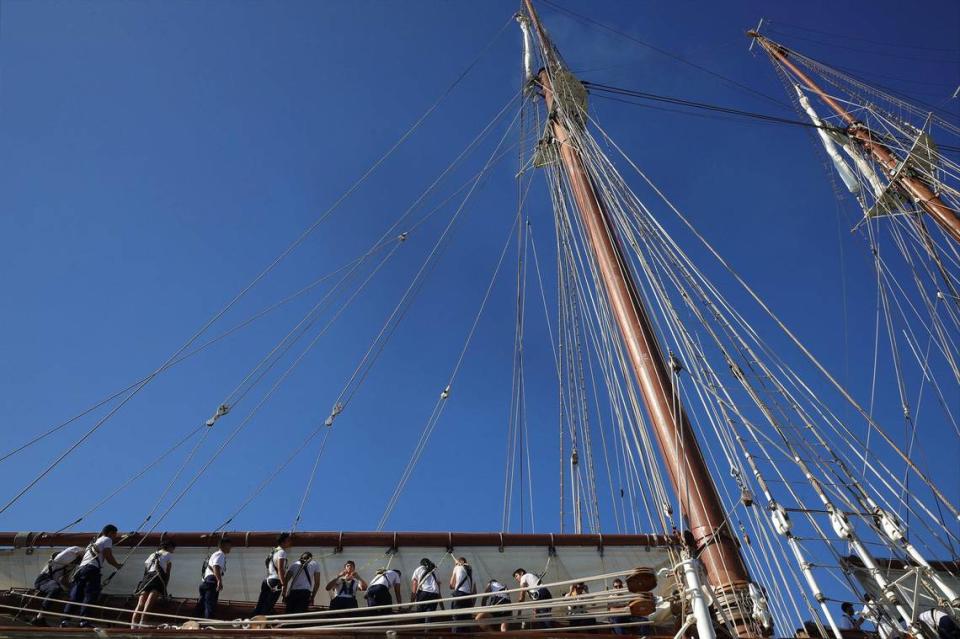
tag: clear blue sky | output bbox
[1,0,958,544]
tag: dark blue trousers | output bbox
[196,576,220,619]
[451,590,475,632]
[364,584,392,615]
[285,589,311,615]
[63,565,101,621]
[329,595,359,618]
[252,578,282,616]
[33,574,64,611]
[531,588,553,629]
[415,590,441,623]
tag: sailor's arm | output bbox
[278,556,288,593]
[311,570,321,603]
[102,548,122,570]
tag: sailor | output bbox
[283,551,321,616]
[364,568,402,616]
[28,544,83,627]
[195,536,232,619]
[564,582,591,627]
[513,567,552,629]
[61,524,123,628]
[131,540,176,629]
[252,532,292,616]
[475,578,512,632]
[919,608,960,639]
[607,578,642,636]
[411,557,442,620]
[325,560,367,615]
[840,601,864,630]
[861,594,902,639]
[449,556,476,632]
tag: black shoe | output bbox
[59,620,71,628]
[28,616,48,627]
[78,620,93,628]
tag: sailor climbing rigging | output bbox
[61,524,122,628]
[325,560,367,615]
[195,536,231,619]
[28,544,83,627]
[449,556,477,632]
[252,532,291,616]
[514,567,552,629]
[411,557,442,620]
[365,568,402,616]
[131,539,175,629]
[475,578,512,632]
[563,581,591,627]
[283,551,320,616]
[840,602,864,631]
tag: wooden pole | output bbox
[522,3,758,636]
[751,34,960,245]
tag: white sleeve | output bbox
[98,537,113,552]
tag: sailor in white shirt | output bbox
[195,537,232,619]
[412,557,442,618]
[476,579,512,632]
[325,560,368,615]
[253,533,292,616]
[131,540,176,629]
[449,557,478,632]
[62,524,122,628]
[920,608,960,639]
[29,545,84,627]
[861,594,903,639]
[284,552,321,615]
[365,568,402,615]
[513,568,552,629]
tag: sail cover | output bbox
[0,531,677,604]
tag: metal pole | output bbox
[522,3,758,635]
[750,34,960,245]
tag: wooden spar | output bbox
[750,33,960,245]
[521,2,757,636]
[0,530,678,549]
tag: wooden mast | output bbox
[521,2,758,636]
[750,33,960,245]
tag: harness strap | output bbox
[415,567,437,594]
[454,565,473,593]
[288,561,311,591]
[336,578,357,597]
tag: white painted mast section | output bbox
[677,554,718,639]
[740,436,843,639]
[869,503,960,606]
[829,509,916,634]
[795,86,860,194]
[516,13,535,85]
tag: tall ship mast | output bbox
[1,2,958,638]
